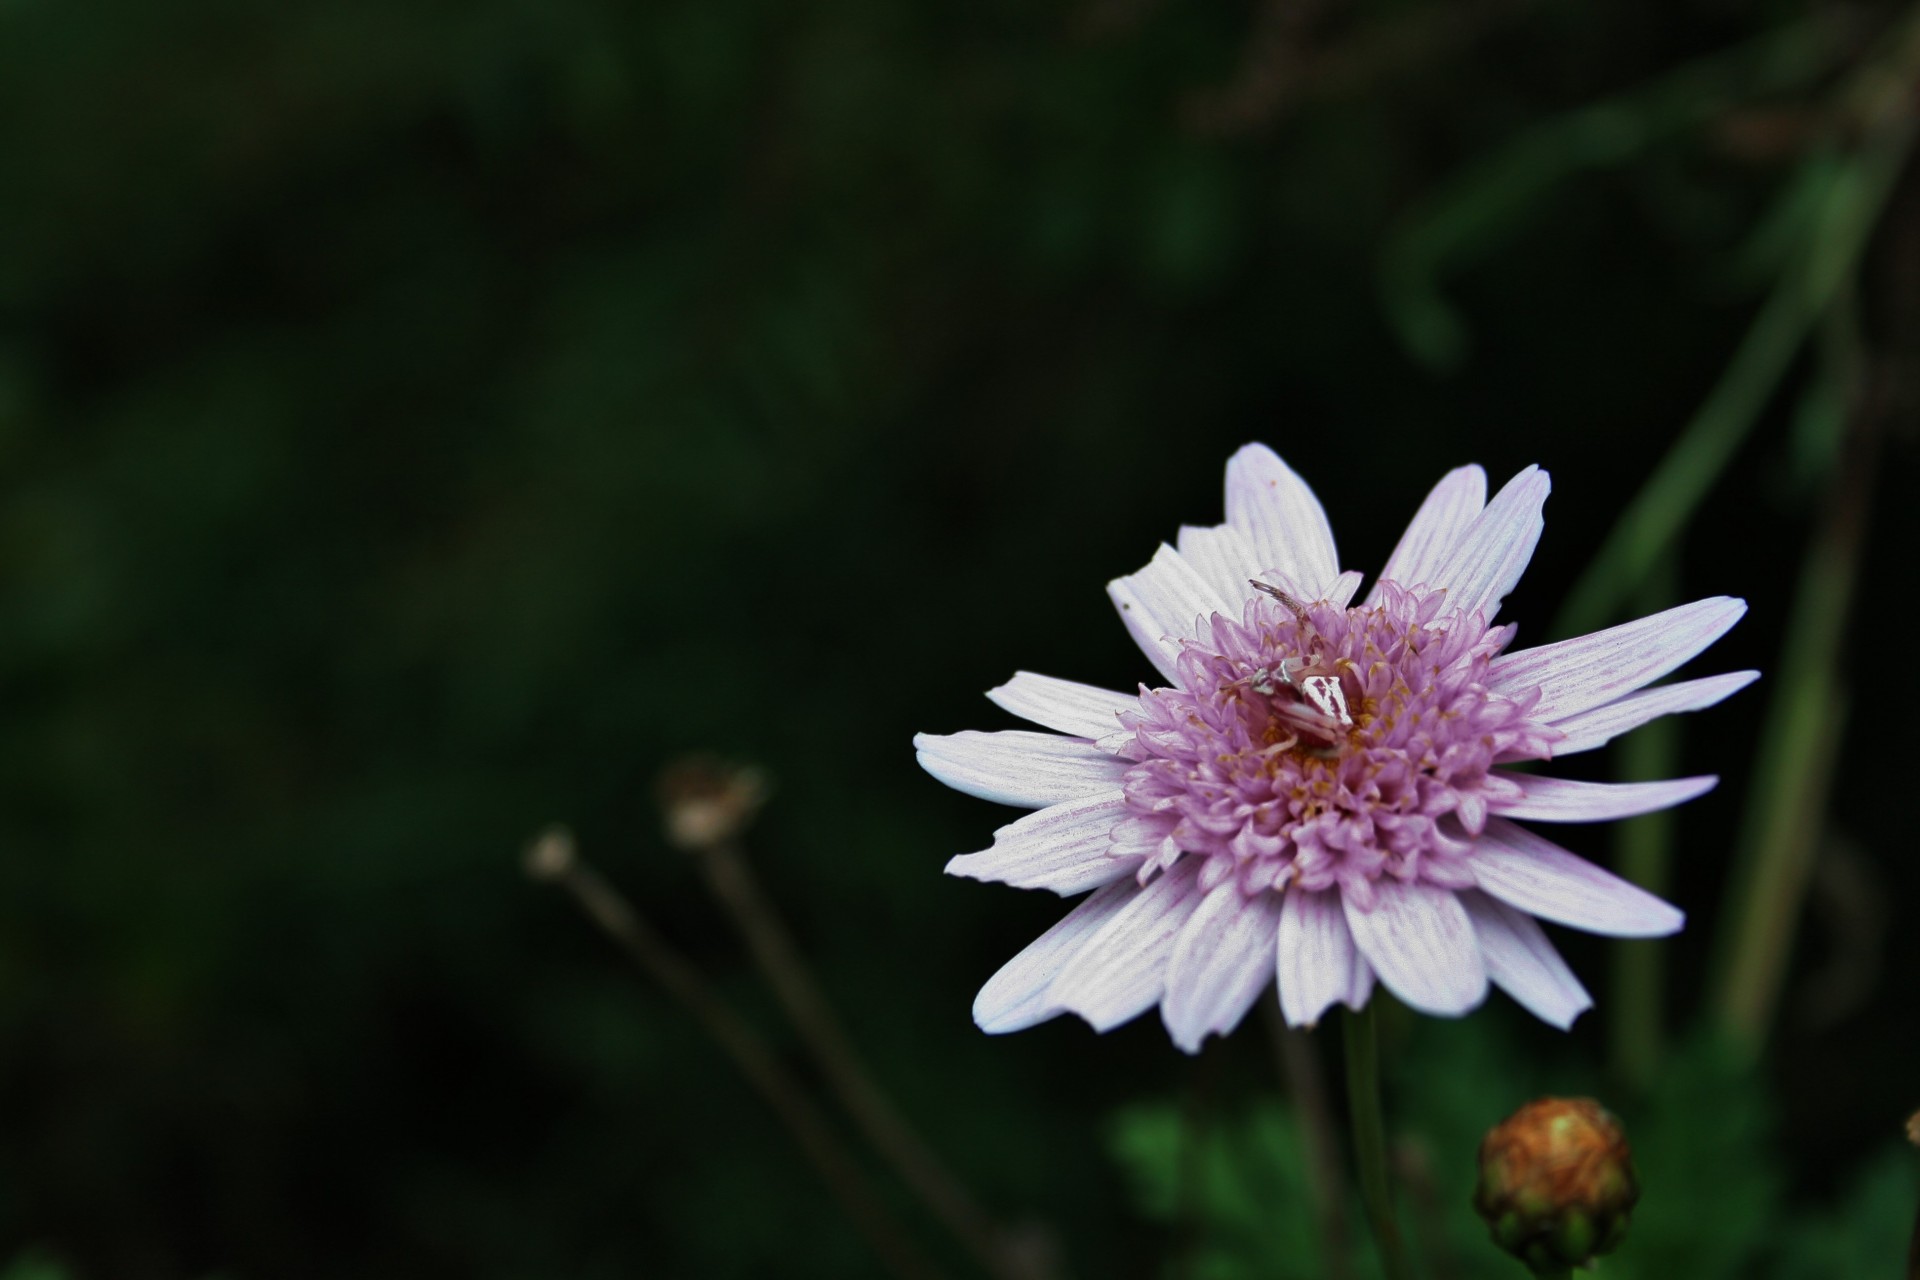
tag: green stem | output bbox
[1708,452,1862,1049]
[1709,202,1890,1053]
[1263,1004,1355,1280]
[1343,1005,1413,1280]
[1552,116,1912,642]
[1611,716,1678,1087]
[1172,1050,1217,1280]
[1609,563,1679,1091]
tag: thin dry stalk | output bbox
[657,758,1052,1280]
[525,828,945,1280]
[692,834,1051,1280]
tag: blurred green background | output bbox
[1,0,1917,1276]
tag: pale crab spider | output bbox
[1240,579,1354,738]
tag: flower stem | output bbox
[1262,1003,1355,1280]
[1610,563,1679,1092]
[1343,1004,1412,1280]
[1171,1049,1218,1280]
[1707,265,1882,1054]
[1714,18,1920,1050]
[523,829,946,1280]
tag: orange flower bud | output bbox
[1474,1097,1639,1275]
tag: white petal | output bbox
[1428,465,1549,622]
[1342,880,1488,1017]
[1325,569,1364,607]
[1047,857,1207,1032]
[1161,884,1286,1053]
[1174,523,1265,608]
[1370,465,1487,600]
[1460,890,1592,1030]
[972,880,1138,1033]
[914,730,1128,807]
[1490,772,1718,822]
[1276,887,1374,1027]
[1488,597,1748,722]
[1107,543,1234,686]
[986,672,1136,739]
[1470,818,1683,937]
[1223,444,1341,596]
[1531,671,1760,756]
[946,791,1141,895]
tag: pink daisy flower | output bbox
[916,445,1756,1052]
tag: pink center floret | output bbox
[1115,581,1562,907]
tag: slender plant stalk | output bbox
[1609,563,1679,1091]
[1708,8,1920,1049]
[1343,1004,1413,1280]
[1710,648,1851,1048]
[1552,117,1912,641]
[524,831,946,1280]
[1392,1137,1458,1280]
[1708,316,1877,1050]
[1609,715,1677,1088]
[1262,1003,1355,1280]
[1170,1050,1218,1280]
[692,837,1045,1280]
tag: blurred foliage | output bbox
[1379,13,1849,372]
[1111,1018,1918,1278]
[0,1256,74,1280]
[1,0,1917,1275]
[1110,1101,1331,1280]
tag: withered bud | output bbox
[656,756,770,850]
[1475,1097,1639,1276]
[1905,1109,1920,1148]
[523,825,577,881]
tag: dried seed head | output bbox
[523,825,577,882]
[656,756,770,850]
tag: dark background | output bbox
[0,1,1915,1276]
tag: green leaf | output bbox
[1109,1098,1345,1280]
